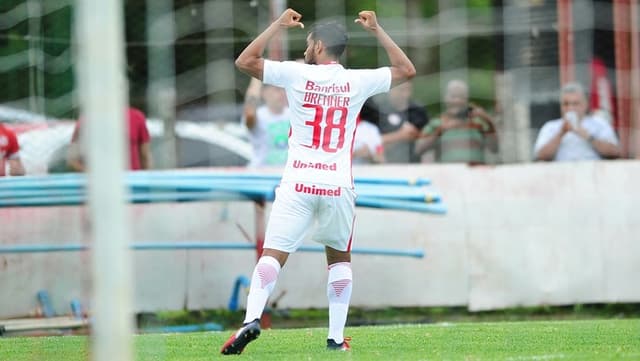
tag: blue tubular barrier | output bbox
[0,242,425,258]
[141,322,224,333]
[228,275,250,311]
[127,171,431,186]
[0,186,443,211]
[356,197,447,214]
[1,172,432,188]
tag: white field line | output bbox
[505,355,566,361]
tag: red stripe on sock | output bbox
[331,279,351,297]
[257,263,278,288]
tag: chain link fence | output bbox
[0,0,636,173]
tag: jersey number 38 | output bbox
[302,104,348,153]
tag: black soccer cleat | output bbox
[220,319,261,355]
[326,337,351,351]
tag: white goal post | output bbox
[75,1,133,361]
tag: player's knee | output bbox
[262,248,289,267]
[326,247,351,265]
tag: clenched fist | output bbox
[354,10,379,32]
[277,8,304,29]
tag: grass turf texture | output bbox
[1,319,638,361]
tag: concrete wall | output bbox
[1,161,639,318]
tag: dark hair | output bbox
[309,21,348,58]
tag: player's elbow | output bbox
[391,64,416,86]
[235,57,249,73]
[235,56,262,79]
[404,64,417,80]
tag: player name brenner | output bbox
[303,81,351,107]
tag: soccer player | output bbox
[221,8,415,355]
[0,123,26,176]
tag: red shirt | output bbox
[72,107,151,170]
[0,123,20,177]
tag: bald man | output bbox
[416,79,498,164]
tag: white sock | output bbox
[243,256,281,324]
[326,262,352,344]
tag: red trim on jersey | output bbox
[348,123,357,187]
[346,215,356,252]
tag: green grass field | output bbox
[1,319,638,361]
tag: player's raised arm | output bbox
[235,8,304,80]
[355,10,416,87]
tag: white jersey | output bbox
[244,105,291,168]
[353,120,383,164]
[533,114,619,161]
[263,60,391,187]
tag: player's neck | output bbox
[317,56,339,65]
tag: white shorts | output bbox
[264,181,356,253]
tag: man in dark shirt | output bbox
[359,81,429,163]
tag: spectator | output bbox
[0,122,26,176]
[242,77,291,168]
[67,107,152,171]
[352,118,385,164]
[415,79,498,164]
[534,82,620,161]
[360,81,428,163]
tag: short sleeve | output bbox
[128,108,150,143]
[533,122,559,158]
[137,111,151,143]
[422,118,442,135]
[362,122,382,154]
[407,104,429,130]
[471,117,493,133]
[263,60,297,88]
[356,67,392,97]
[594,120,619,145]
[359,99,380,126]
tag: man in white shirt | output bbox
[353,119,385,164]
[243,77,291,167]
[534,82,620,161]
[221,8,415,355]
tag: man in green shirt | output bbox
[416,79,498,164]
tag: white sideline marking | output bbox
[506,355,565,361]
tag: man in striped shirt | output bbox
[416,79,498,164]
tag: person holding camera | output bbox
[359,81,429,163]
[533,82,620,161]
[415,79,498,164]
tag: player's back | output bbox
[263,60,391,188]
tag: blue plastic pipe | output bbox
[0,242,425,258]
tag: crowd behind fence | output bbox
[1,0,638,174]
